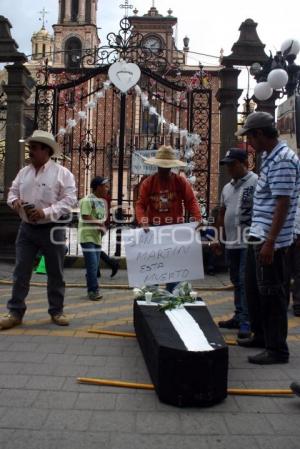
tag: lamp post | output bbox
[250,38,300,101]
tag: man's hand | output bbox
[12,199,24,213]
[211,241,223,256]
[259,240,275,265]
[98,226,107,236]
[27,208,45,222]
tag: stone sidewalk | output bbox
[0,262,300,449]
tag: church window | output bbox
[65,37,82,68]
[85,0,91,22]
[71,0,79,21]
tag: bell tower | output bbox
[53,0,100,69]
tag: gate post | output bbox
[216,67,243,195]
[3,63,32,197]
[0,16,33,259]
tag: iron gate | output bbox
[34,18,212,256]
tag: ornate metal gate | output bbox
[34,18,212,255]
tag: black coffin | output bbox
[134,300,228,407]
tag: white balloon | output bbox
[254,82,273,101]
[267,69,289,89]
[281,39,300,57]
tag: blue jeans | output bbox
[81,242,101,293]
[226,248,248,325]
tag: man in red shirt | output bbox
[135,145,201,291]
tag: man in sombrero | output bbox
[135,145,201,292]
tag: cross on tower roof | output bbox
[119,0,133,17]
[152,0,156,7]
[38,7,49,29]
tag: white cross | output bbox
[119,0,133,17]
[39,7,48,29]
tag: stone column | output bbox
[65,0,72,21]
[3,63,32,196]
[254,92,279,117]
[78,0,86,23]
[58,0,62,22]
[215,67,243,197]
[91,0,97,25]
[0,63,33,259]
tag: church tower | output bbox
[129,4,184,66]
[52,0,100,68]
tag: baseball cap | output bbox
[235,112,275,136]
[220,148,247,165]
[90,176,109,189]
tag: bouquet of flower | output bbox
[132,282,198,311]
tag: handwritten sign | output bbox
[123,223,204,287]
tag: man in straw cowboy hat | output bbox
[135,145,201,292]
[0,130,77,330]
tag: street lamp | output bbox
[251,38,300,100]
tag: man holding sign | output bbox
[135,145,201,291]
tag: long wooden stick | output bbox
[77,377,294,396]
[77,377,154,390]
[228,388,293,396]
[88,329,136,338]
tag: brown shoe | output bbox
[51,314,69,326]
[0,313,23,330]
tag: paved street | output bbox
[0,262,300,449]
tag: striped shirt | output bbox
[294,196,300,237]
[250,141,300,249]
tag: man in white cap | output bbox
[0,130,77,330]
[236,112,300,364]
[135,145,201,292]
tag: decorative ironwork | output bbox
[251,50,300,98]
[34,20,213,254]
[82,17,180,74]
[0,89,7,167]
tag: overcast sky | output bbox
[1,0,300,93]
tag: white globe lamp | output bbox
[267,69,289,89]
[281,39,300,57]
[254,82,273,101]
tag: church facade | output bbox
[1,0,221,216]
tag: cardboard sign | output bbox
[123,222,204,287]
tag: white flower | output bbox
[66,119,77,130]
[149,106,158,116]
[133,288,143,298]
[188,175,196,184]
[58,127,67,136]
[95,90,105,99]
[77,111,87,120]
[86,100,96,109]
[103,80,111,90]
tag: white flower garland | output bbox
[56,78,200,184]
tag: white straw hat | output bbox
[26,130,60,156]
[144,145,187,168]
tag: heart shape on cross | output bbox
[108,60,141,93]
